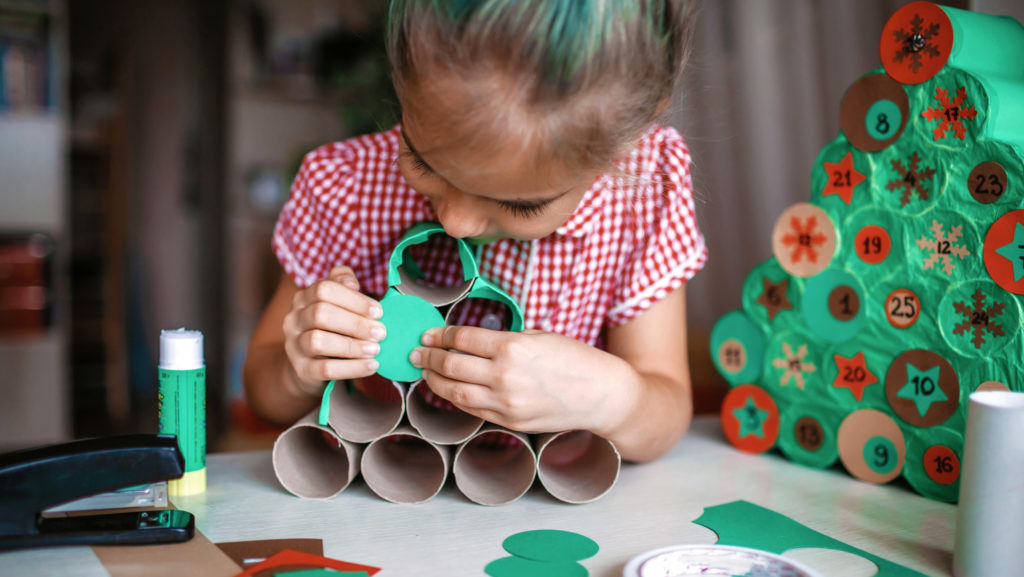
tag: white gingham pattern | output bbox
[273,124,707,348]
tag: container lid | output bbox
[159,328,204,370]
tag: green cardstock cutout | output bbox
[318,380,336,426]
[484,557,587,577]
[387,222,478,286]
[694,500,928,577]
[375,290,445,382]
[502,530,599,563]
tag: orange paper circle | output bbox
[854,225,892,265]
[879,1,953,85]
[771,203,837,278]
[923,445,960,485]
[720,385,780,454]
[837,409,906,484]
[983,209,1024,294]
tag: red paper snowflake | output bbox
[921,87,977,140]
[781,215,827,264]
[915,220,970,276]
[953,289,1005,349]
[886,152,936,206]
[891,13,943,74]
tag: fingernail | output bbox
[421,329,436,346]
[366,359,379,371]
[369,305,383,319]
[371,324,386,341]
[410,349,422,366]
[362,342,380,356]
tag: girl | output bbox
[244,0,706,463]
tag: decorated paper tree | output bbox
[710,1,1024,502]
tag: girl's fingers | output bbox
[421,325,505,358]
[420,369,495,413]
[298,301,386,343]
[412,345,494,385]
[292,278,383,321]
[301,357,379,384]
[299,328,381,359]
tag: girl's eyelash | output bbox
[401,150,435,177]
[499,201,547,218]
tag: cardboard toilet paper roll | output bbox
[453,425,535,506]
[406,380,484,445]
[953,390,1024,577]
[360,426,451,504]
[535,430,620,504]
[272,410,362,499]
[323,377,406,443]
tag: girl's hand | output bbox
[282,266,387,397]
[410,326,634,435]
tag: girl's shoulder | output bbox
[299,126,402,176]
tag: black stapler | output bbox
[0,434,195,550]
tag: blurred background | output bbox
[0,0,1019,452]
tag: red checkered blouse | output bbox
[273,124,707,349]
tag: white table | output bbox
[0,417,956,576]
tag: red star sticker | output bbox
[832,351,878,402]
[822,152,866,205]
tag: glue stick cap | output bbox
[159,328,204,370]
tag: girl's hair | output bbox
[386,0,695,171]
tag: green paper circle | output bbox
[776,403,840,469]
[762,328,824,406]
[484,557,587,577]
[741,258,801,330]
[801,268,867,344]
[939,279,1022,360]
[375,290,445,382]
[502,530,599,563]
[865,99,902,141]
[710,310,765,385]
[903,426,963,503]
[863,435,899,475]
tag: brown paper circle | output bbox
[828,285,861,322]
[840,74,909,152]
[968,161,1008,205]
[771,203,837,278]
[837,409,906,484]
[976,380,1011,392]
[795,416,825,452]
[884,349,959,427]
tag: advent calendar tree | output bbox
[710,1,1024,502]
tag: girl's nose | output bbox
[435,192,488,239]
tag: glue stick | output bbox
[158,328,207,496]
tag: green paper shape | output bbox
[897,363,948,417]
[694,500,928,577]
[863,435,899,474]
[274,571,368,577]
[466,277,525,332]
[866,99,902,141]
[387,222,477,286]
[732,396,769,439]
[318,380,336,426]
[995,222,1024,281]
[484,557,587,577]
[374,290,445,382]
[502,530,599,563]
[800,268,866,344]
[710,310,766,385]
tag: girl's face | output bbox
[397,78,600,242]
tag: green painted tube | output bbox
[158,328,207,496]
[943,5,1024,80]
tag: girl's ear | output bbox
[654,97,672,118]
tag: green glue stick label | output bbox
[158,366,207,473]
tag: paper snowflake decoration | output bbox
[921,87,978,140]
[953,289,1006,349]
[886,152,936,207]
[772,342,817,389]
[915,220,970,276]
[891,12,942,73]
[780,215,828,264]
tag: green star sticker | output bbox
[732,396,769,439]
[897,363,947,417]
[995,222,1024,282]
